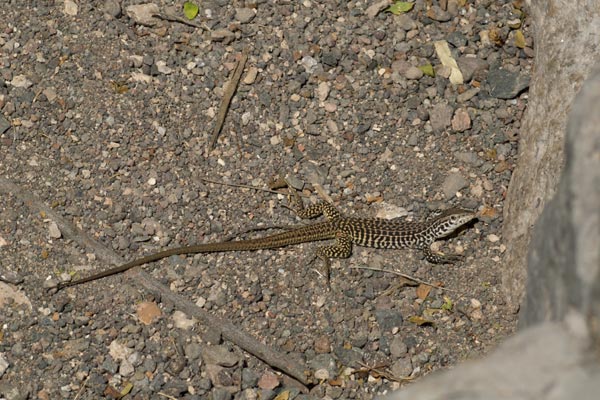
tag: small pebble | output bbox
[487,234,500,243]
[257,371,280,390]
[430,103,454,132]
[426,6,451,22]
[48,221,62,239]
[471,298,482,308]
[314,368,330,380]
[9,75,33,88]
[314,336,331,354]
[323,102,337,112]
[317,82,330,102]
[451,108,471,132]
[64,0,78,16]
[235,8,256,23]
[442,173,469,199]
[243,67,258,84]
[172,310,196,330]
[405,66,423,80]
[125,3,159,26]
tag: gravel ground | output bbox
[0,1,531,399]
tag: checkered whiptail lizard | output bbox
[56,199,476,290]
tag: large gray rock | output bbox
[521,69,600,333]
[385,67,600,400]
[384,1,600,396]
[502,0,600,311]
[386,318,599,400]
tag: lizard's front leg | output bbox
[423,247,464,264]
[287,185,341,221]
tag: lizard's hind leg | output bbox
[314,231,353,285]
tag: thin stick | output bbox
[73,375,90,400]
[357,361,413,382]
[350,265,461,294]
[152,12,209,30]
[157,392,178,400]
[0,177,312,386]
[209,50,248,150]
[311,183,334,204]
[199,177,291,196]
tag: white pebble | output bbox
[487,234,500,243]
[314,368,330,380]
[48,221,62,239]
[317,82,330,102]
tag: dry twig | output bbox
[209,50,249,150]
[357,361,413,382]
[152,12,209,30]
[199,177,304,197]
[350,265,461,294]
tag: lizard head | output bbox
[430,208,477,239]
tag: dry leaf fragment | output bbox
[408,316,434,326]
[120,382,133,397]
[442,296,454,311]
[386,1,415,15]
[418,63,435,77]
[136,301,162,325]
[489,28,506,46]
[103,385,122,398]
[434,40,464,85]
[416,284,432,300]
[514,30,526,49]
[479,206,497,218]
[328,377,344,386]
[274,390,290,400]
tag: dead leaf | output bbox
[274,390,290,400]
[514,30,526,48]
[103,385,122,398]
[489,28,505,46]
[434,41,463,85]
[442,296,453,311]
[484,148,497,160]
[365,194,384,203]
[119,382,133,397]
[416,284,431,300]
[328,377,344,386]
[480,206,497,218]
[136,301,162,325]
[386,1,415,15]
[423,308,439,318]
[418,63,435,77]
[110,80,129,94]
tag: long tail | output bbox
[57,221,337,289]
